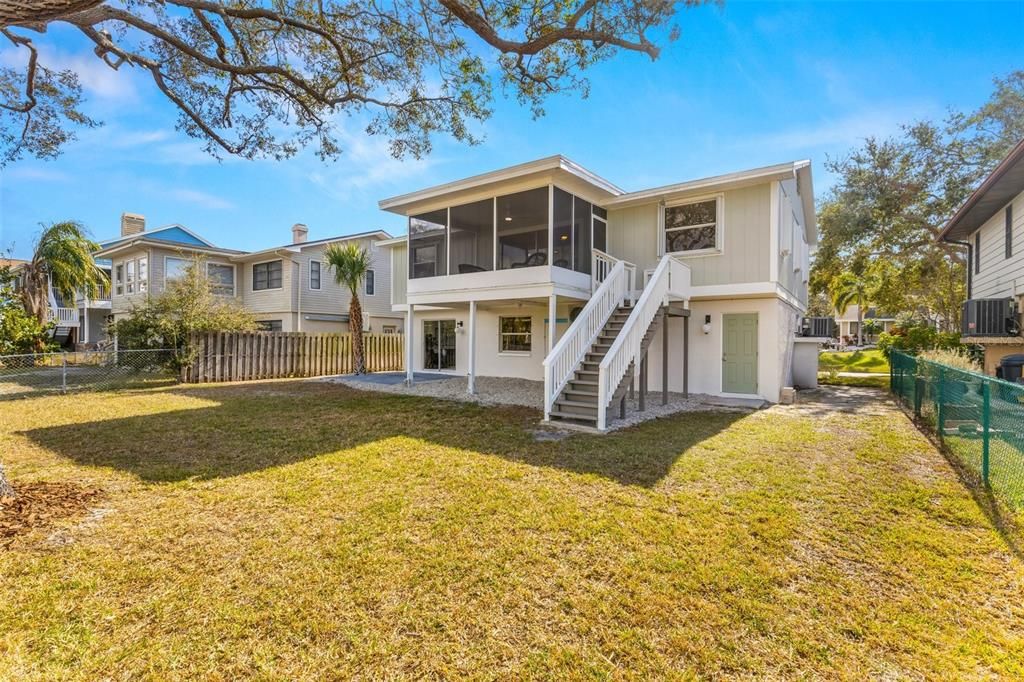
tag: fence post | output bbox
[982,380,991,486]
[61,351,67,393]
[936,365,945,438]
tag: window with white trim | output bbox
[253,260,283,290]
[114,264,124,296]
[126,259,136,294]
[663,197,721,254]
[138,256,148,293]
[257,320,282,332]
[165,256,189,286]
[499,316,531,353]
[365,269,375,295]
[207,262,235,296]
[309,260,321,290]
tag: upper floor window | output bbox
[165,256,189,285]
[663,196,722,255]
[126,259,136,294]
[207,263,235,296]
[365,269,375,295]
[253,260,283,291]
[257,320,282,332]
[309,260,321,290]
[1006,204,1014,260]
[975,232,982,274]
[114,264,124,295]
[138,257,148,293]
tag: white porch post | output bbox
[467,300,477,395]
[406,304,415,385]
[548,294,557,354]
[82,307,89,344]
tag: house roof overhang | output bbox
[231,229,394,261]
[939,137,1024,243]
[93,238,245,259]
[377,155,624,215]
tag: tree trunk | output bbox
[857,295,864,347]
[349,292,365,374]
[0,462,16,499]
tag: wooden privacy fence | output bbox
[183,331,404,383]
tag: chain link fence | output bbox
[891,351,1024,509]
[0,350,178,398]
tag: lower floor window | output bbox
[382,325,397,334]
[257,320,282,332]
[499,316,532,352]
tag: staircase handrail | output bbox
[597,254,690,429]
[542,254,633,419]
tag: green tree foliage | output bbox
[0,262,54,354]
[1,1,708,164]
[811,71,1024,331]
[111,256,256,358]
[18,222,107,343]
[323,242,370,374]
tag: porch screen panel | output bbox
[497,187,549,270]
[552,188,573,269]
[409,208,448,279]
[449,199,494,273]
[573,196,592,274]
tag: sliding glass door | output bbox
[423,320,457,371]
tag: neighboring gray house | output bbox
[94,214,403,336]
[940,137,1024,375]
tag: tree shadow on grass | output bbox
[19,380,745,488]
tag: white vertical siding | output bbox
[971,189,1024,300]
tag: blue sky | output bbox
[1,1,1021,258]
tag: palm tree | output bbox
[324,242,371,374]
[20,221,106,345]
[830,271,875,347]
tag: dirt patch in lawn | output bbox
[1,481,104,549]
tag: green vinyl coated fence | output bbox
[890,351,1024,508]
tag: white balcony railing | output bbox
[592,249,635,294]
[542,250,636,420]
[596,254,690,430]
[48,307,79,325]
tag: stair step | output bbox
[553,402,598,417]
[549,410,598,425]
[562,388,599,401]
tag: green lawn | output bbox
[819,348,890,373]
[818,373,890,389]
[2,381,1022,679]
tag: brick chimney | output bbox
[121,212,145,237]
[292,223,308,244]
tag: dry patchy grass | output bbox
[0,380,1022,679]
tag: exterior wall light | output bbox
[702,314,712,335]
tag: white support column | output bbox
[548,294,557,354]
[406,304,415,385]
[467,300,477,395]
[82,307,89,345]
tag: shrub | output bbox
[917,348,980,373]
[878,324,964,356]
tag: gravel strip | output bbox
[325,374,748,431]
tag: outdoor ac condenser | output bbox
[962,298,1020,337]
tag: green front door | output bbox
[723,313,758,394]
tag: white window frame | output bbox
[498,315,532,355]
[309,259,322,290]
[138,256,148,293]
[125,259,136,294]
[251,259,284,292]
[206,261,237,297]
[164,255,190,289]
[114,264,124,296]
[365,269,375,296]
[659,193,725,258]
[382,324,397,334]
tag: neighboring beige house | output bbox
[379,155,816,428]
[940,137,1024,375]
[834,304,896,344]
[94,214,403,335]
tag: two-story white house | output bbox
[940,137,1024,375]
[94,214,404,336]
[379,155,816,429]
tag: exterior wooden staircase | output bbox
[549,303,667,427]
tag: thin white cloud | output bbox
[0,45,137,103]
[167,188,235,210]
[3,166,71,182]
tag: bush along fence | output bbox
[183,331,404,383]
[890,351,1024,509]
